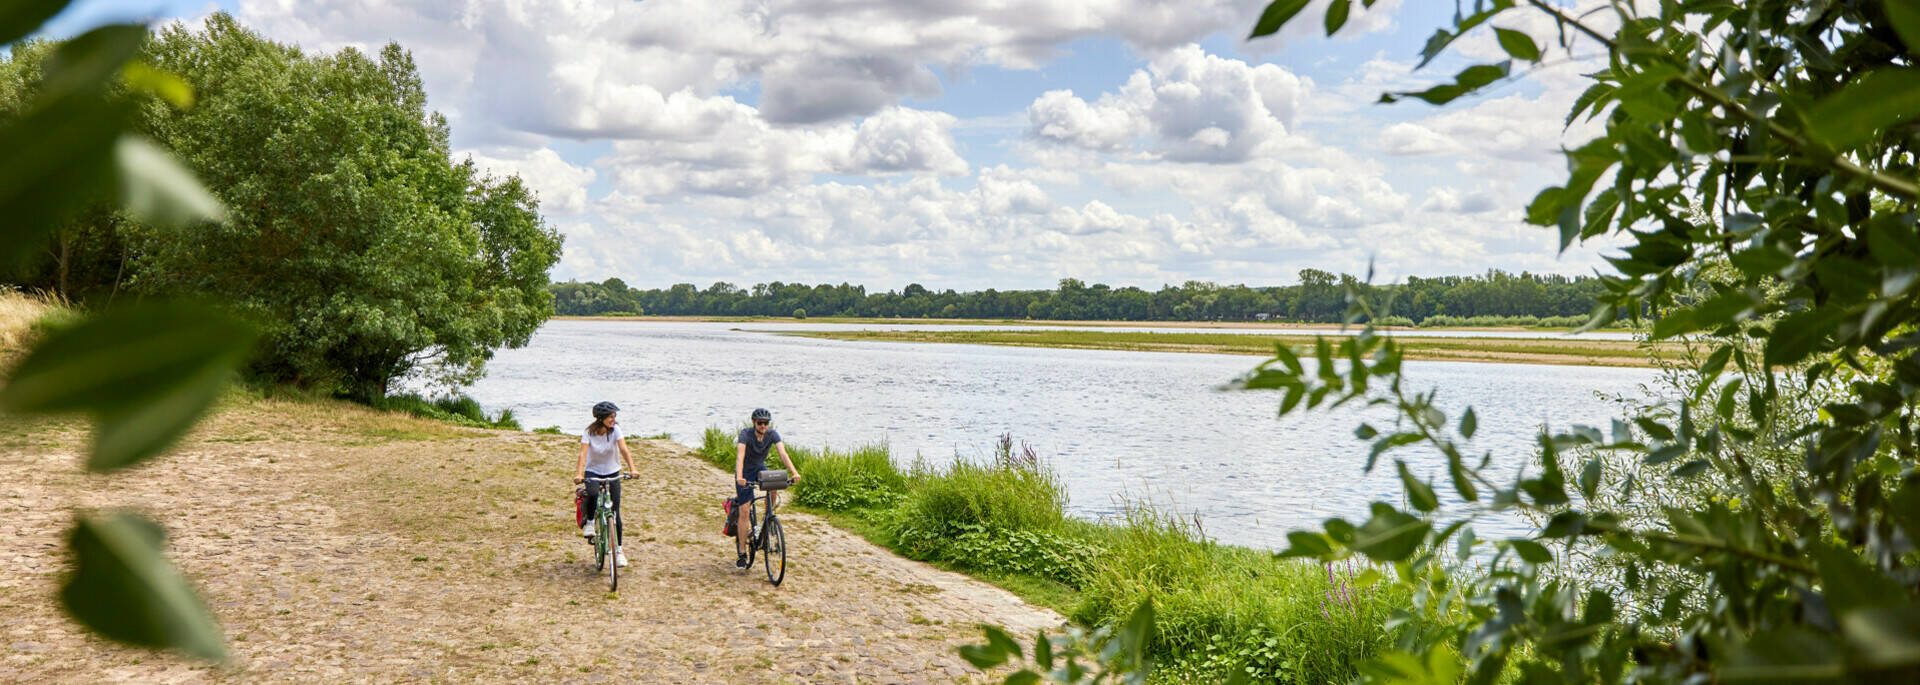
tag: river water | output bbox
[462,320,1660,548]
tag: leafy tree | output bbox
[5,14,562,400]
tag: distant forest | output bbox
[549,270,1614,325]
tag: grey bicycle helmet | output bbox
[751,408,771,422]
[593,401,620,420]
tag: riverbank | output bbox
[552,314,1628,333]
[0,397,1057,682]
[771,328,1670,368]
[692,429,1408,683]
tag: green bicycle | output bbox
[582,474,633,591]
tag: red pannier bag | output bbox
[721,498,737,537]
[573,487,587,528]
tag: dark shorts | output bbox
[734,468,761,506]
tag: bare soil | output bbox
[0,400,1058,683]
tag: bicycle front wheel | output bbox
[608,541,619,593]
[605,510,619,592]
[763,516,785,586]
[594,509,608,573]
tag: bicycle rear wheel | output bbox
[744,501,759,568]
[763,516,785,586]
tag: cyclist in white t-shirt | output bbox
[575,401,639,567]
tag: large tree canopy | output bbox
[1,13,562,400]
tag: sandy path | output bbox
[0,402,1059,683]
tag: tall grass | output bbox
[883,458,1098,586]
[694,427,1407,679]
[698,427,908,510]
[0,288,74,371]
[1078,508,1404,683]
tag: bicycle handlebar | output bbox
[581,474,635,483]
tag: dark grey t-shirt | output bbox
[737,427,781,473]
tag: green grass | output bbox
[370,392,520,430]
[693,427,1411,681]
[1080,508,1406,683]
[774,329,1668,367]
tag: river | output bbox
[462,320,1661,548]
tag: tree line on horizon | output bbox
[549,269,1613,324]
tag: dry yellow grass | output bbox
[0,288,65,369]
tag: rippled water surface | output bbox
[464,320,1660,547]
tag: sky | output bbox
[39,0,1627,291]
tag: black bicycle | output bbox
[741,471,792,586]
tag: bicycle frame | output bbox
[584,475,625,589]
[744,487,777,546]
[741,480,787,585]
[585,477,622,530]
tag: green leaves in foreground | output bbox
[1803,68,1920,152]
[1247,0,1310,39]
[962,600,1156,683]
[5,6,239,668]
[115,136,227,227]
[62,513,225,660]
[0,20,223,268]
[0,302,256,471]
[0,0,73,47]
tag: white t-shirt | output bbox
[581,426,624,475]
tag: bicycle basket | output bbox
[757,469,790,490]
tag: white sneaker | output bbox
[581,521,595,537]
[615,550,629,567]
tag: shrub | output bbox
[793,308,807,319]
[935,521,1101,586]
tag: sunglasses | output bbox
[754,420,769,426]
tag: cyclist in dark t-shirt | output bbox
[734,408,800,569]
